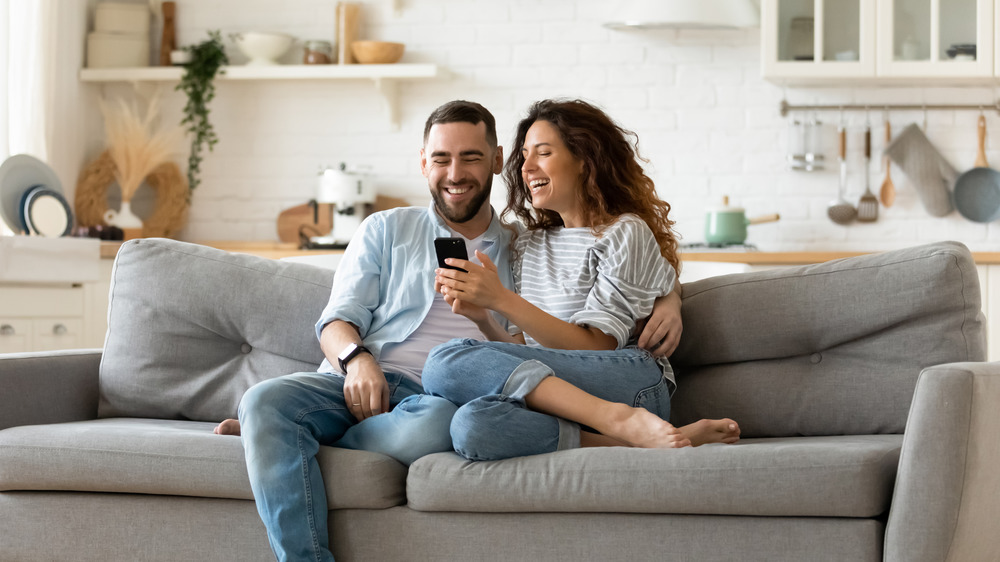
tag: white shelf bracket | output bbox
[373,77,401,130]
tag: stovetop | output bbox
[679,242,759,252]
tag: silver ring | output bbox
[352,403,361,406]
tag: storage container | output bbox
[94,2,150,35]
[86,32,149,68]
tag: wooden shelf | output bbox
[79,63,443,127]
[79,63,441,82]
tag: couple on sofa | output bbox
[215,99,739,561]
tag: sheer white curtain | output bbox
[1,0,57,235]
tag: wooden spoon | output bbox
[880,120,896,207]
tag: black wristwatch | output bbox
[338,343,372,373]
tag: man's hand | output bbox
[342,353,390,421]
[637,290,683,358]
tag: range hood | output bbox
[604,0,760,30]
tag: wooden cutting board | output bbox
[275,195,411,244]
[276,203,333,244]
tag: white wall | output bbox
[71,0,1000,251]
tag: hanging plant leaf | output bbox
[176,30,228,193]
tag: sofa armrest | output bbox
[885,361,1000,562]
[0,349,101,431]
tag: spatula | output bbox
[857,123,878,222]
[880,120,895,207]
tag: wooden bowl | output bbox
[350,41,405,64]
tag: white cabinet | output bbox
[0,284,86,353]
[876,0,994,78]
[762,0,996,83]
[761,0,877,81]
[0,318,31,354]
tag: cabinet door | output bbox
[762,0,877,82]
[877,0,994,78]
[33,318,83,352]
[0,318,32,354]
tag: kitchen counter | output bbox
[100,241,343,260]
[99,241,1000,265]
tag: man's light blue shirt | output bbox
[315,202,515,375]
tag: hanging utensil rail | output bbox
[780,99,1000,117]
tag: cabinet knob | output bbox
[53,323,68,335]
[0,324,14,336]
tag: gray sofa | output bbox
[1,238,997,561]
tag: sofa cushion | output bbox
[0,418,406,510]
[99,239,334,422]
[406,435,902,518]
[671,241,985,437]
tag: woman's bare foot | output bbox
[678,418,740,446]
[600,404,691,449]
[213,418,241,436]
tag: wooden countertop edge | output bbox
[99,241,1000,265]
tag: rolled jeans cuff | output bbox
[557,417,581,450]
[502,359,581,451]
[501,359,552,402]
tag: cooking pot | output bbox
[705,196,780,245]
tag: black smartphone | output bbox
[434,237,469,272]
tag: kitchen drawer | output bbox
[32,318,82,351]
[0,318,32,353]
[0,285,85,317]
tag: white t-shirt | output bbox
[378,233,489,383]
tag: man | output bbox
[225,100,683,561]
[229,100,512,562]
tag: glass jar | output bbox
[303,40,333,64]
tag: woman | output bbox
[422,99,738,461]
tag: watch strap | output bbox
[338,344,371,372]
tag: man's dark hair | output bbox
[423,100,498,149]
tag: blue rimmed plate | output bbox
[0,154,64,233]
[20,185,73,237]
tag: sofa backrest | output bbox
[670,241,985,438]
[99,239,334,422]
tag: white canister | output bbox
[94,2,151,35]
[87,32,149,68]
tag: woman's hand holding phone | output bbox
[435,249,508,312]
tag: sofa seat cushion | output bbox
[407,435,902,518]
[0,418,406,510]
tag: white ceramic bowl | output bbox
[234,32,294,66]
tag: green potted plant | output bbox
[176,30,228,193]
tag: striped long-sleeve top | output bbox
[510,213,677,350]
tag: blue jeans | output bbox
[421,339,671,461]
[238,371,457,562]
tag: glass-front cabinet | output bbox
[761,0,996,83]
[876,0,993,77]
[762,0,877,81]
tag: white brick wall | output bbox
[75,0,1000,251]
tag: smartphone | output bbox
[434,237,469,272]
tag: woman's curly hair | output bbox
[501,99,680,273]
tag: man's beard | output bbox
[431,173,493,224]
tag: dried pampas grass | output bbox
[75,150,189,238]
[98,93,184,202]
